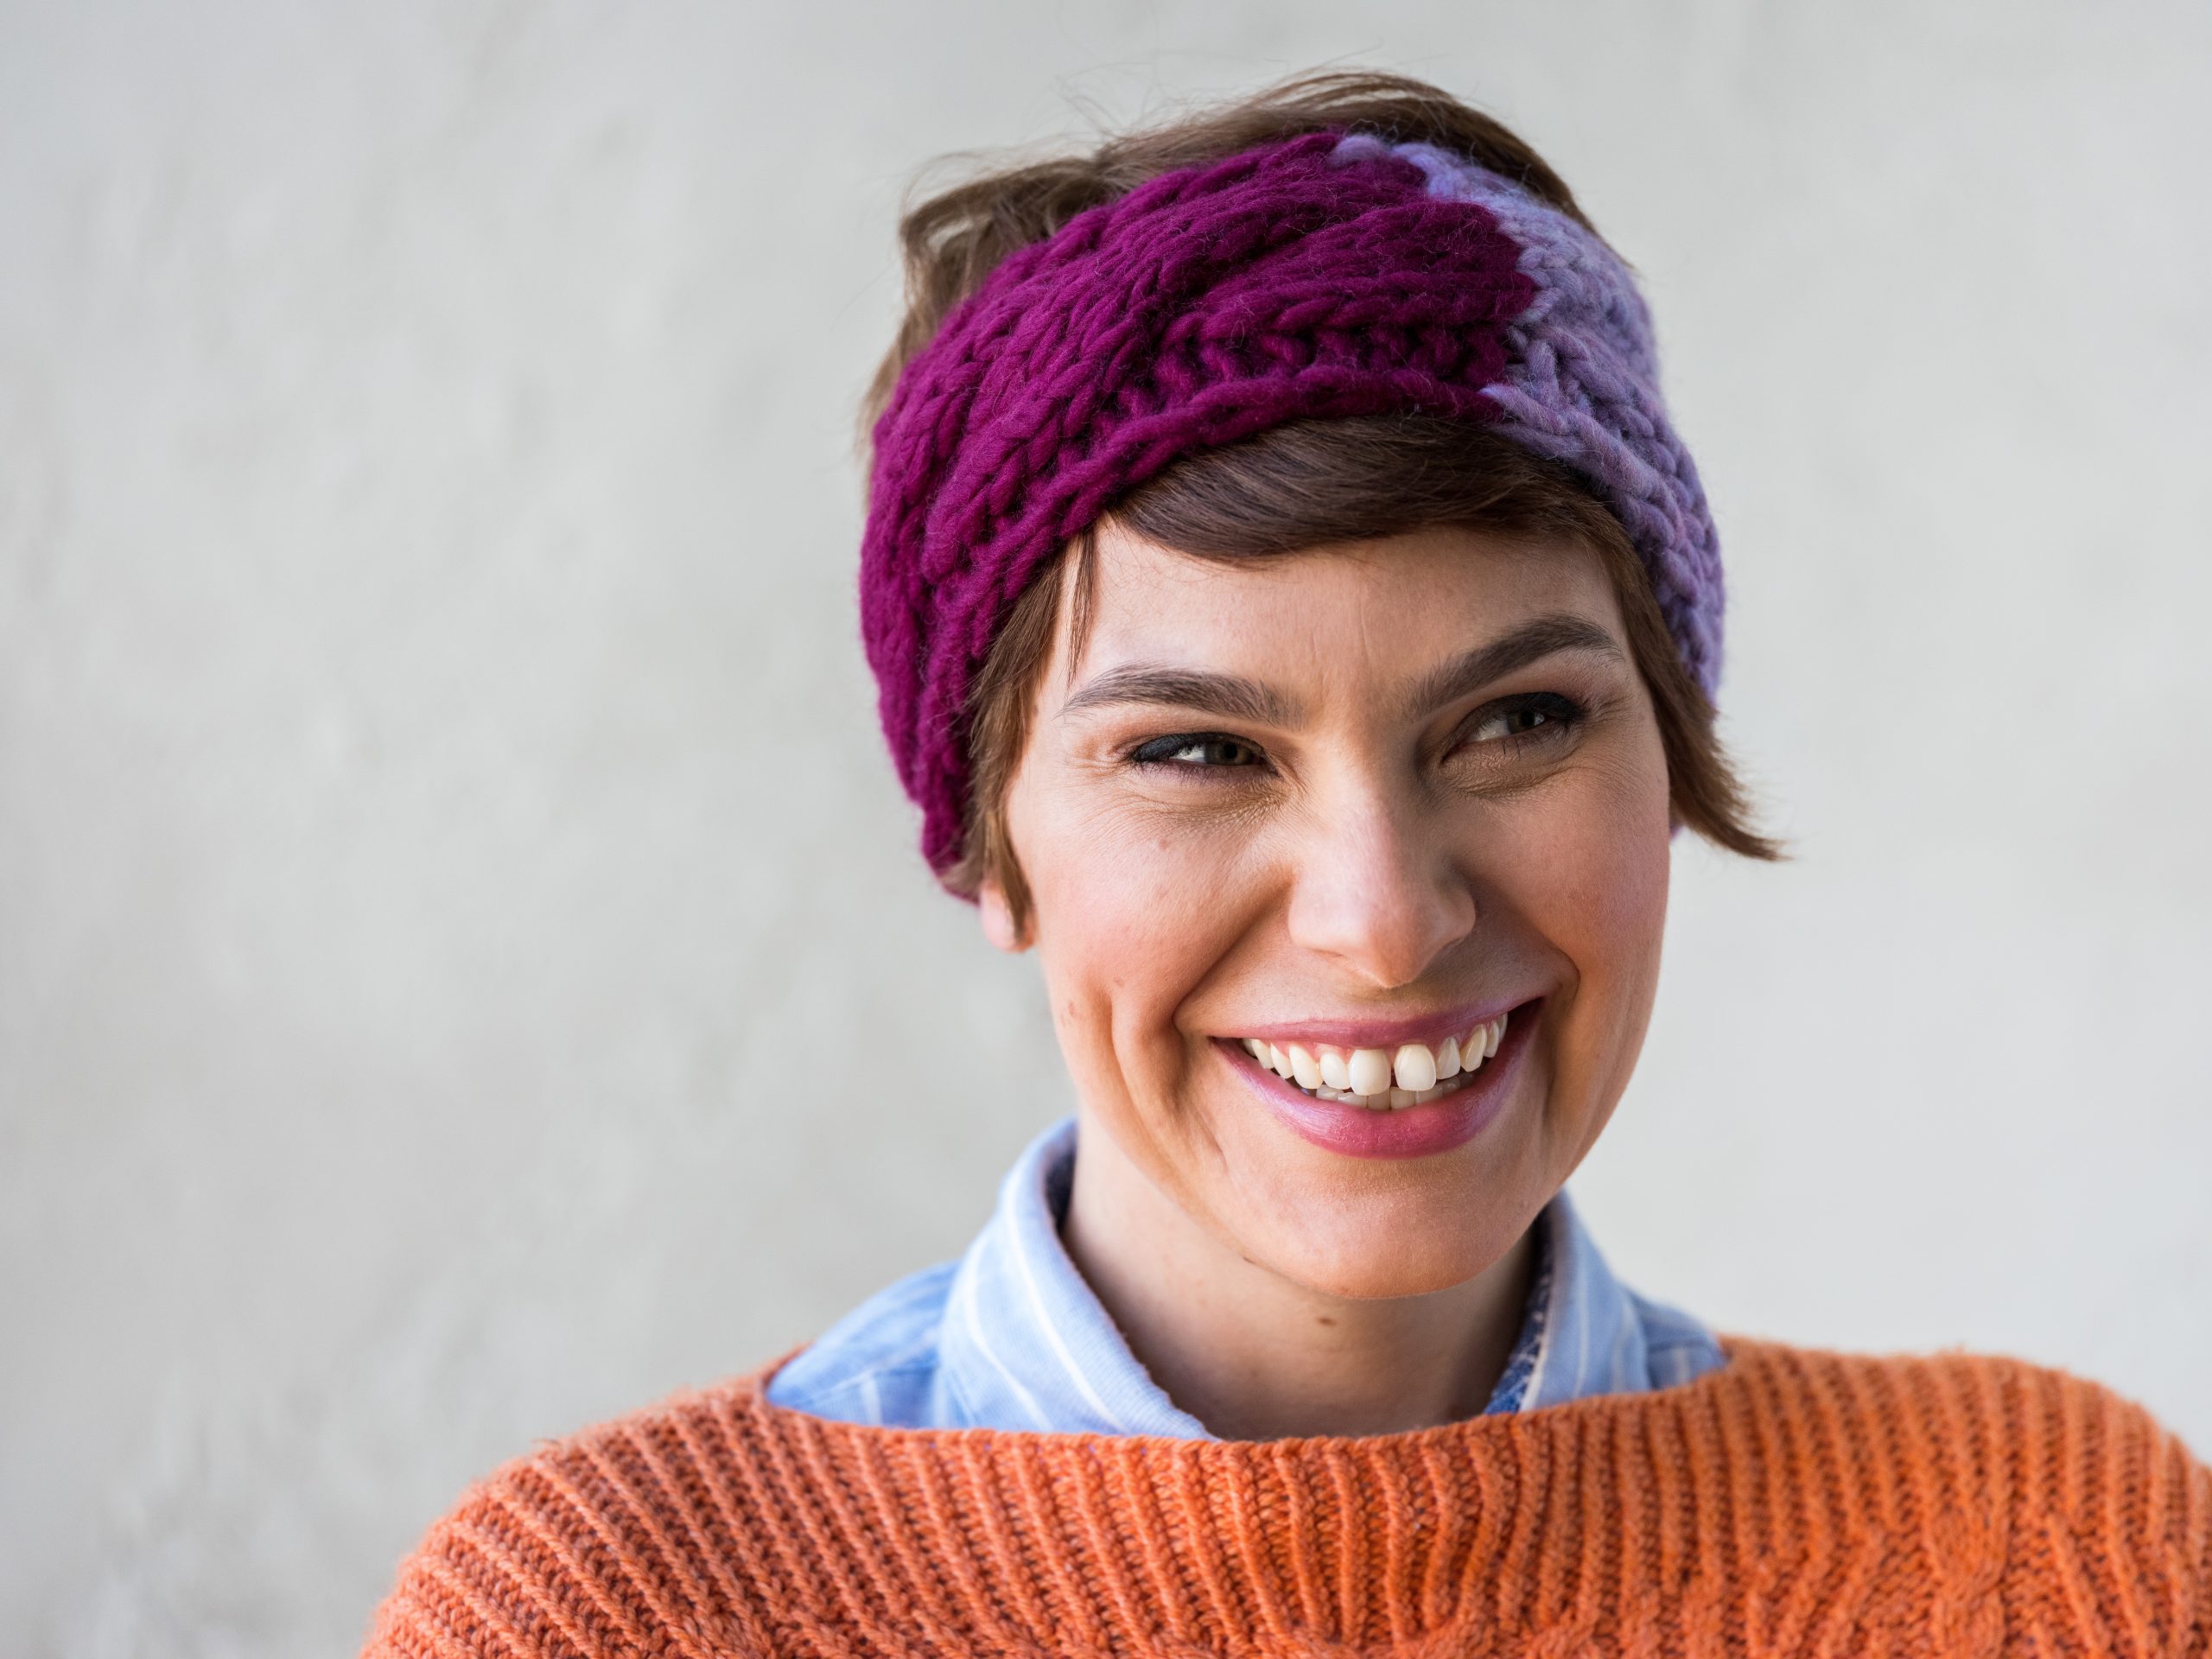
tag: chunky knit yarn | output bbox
[859,130,1725,875]
[362,1338,2210,1658]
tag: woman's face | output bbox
[988,520,1674,1300]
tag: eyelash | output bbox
[1122,693,1589,775]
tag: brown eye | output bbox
[1462,693,1585,748]
[1130,734,1264,769]
[1471,707,1553,741]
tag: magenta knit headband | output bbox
[860,129,1724,877]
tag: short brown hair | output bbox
[866,71,1777,922]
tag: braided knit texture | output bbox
[362,1338,2211,1658]
[858,130,1725,875]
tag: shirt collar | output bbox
[937,1116,1209,1435]
[1519,1181,1645,1410]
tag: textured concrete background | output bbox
[3,1,2208,1652]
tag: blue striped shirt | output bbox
[768,1115,1724,1434]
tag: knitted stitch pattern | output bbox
[858,130,1724,875]
[362,1338,2211,1658]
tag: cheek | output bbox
[1543,785,1670,966]
[1021,794,1258,1096]
[1493,740,1673,1129]
[1503,709,1672,941]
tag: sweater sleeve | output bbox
[2036,1370,2212,1658]
[2171,1428,2212,1656]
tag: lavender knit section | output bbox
[861,130,1724,874]
[1342,136,1726,694]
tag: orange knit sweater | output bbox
[363,1338,2209,1657]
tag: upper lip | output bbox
[1224,995,1538,1052]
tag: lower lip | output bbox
[1221,1003,1540,1160]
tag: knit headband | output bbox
[860,129,1723,877]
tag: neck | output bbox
[1061,1111,1536,1441]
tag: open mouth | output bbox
[1229,1007,1520,1111]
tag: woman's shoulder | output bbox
[359,1360,793,1659]
[1707,1335,2209,1525]
[355,1287,957,1659]
[1713,1333,2195,1434]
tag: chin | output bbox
[1236,1180,1543,1301]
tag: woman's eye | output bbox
[1129,733,1263,770]
[1462,693,1584,748]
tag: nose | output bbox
[1282,783,1478,990]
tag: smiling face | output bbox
[985,517,1675,1301]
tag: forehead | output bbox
[1062,520,1623,692]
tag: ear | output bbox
[977,875,1032,953]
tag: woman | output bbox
[364,72,2209,1657]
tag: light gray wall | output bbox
[4,2,2207,1652]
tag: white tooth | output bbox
[1389,1088,1414,1109]
[1348,1048,1392,1096]
[1393,1043,1437,1091]
[1265,1044,1291,1079]
[1414,1086,1440,1104]
[1435,1035,1461,1079]
[1289,1045,1322,1090]
[1244,1038,1266,1061]
[1484,1017,1503,1058]
[1319,1049,1351,1091]
[1461,1029,1485,1072]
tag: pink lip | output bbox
[1220,998,1541,1160]
[1232,996,1529,1054]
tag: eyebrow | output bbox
[1058,664,1301,726]
[1056,613,1626,728]
[1392,613,1626,721]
